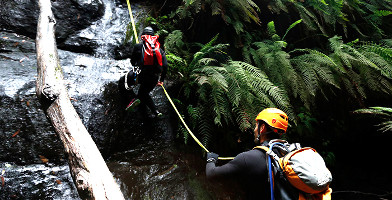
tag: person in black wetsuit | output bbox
[128,26,168,118]
[206,108,289,199]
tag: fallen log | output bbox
[35,0,124,199]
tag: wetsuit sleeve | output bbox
[131,43,142,66]
[206,153,246,179]
[159,49,168,82]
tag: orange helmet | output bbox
[255,108,288,134]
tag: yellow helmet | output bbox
[255,108,288,133]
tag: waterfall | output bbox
[76,0,141,58]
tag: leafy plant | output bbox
[170,34,291,148]
[143,15,174,37]
[173,0,260,36]
[243,20,334,109]
[327,36,392,104]
[268,0,392,39]
[354,107,392,133]
[124,21,141,44]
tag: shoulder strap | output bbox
[253,146,269,152]
[254,143,281,161]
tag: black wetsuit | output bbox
[131,42,168,114]
[206,149,270,199]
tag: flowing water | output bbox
[0,1,238,199]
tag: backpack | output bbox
[140,35,163,67]
[254,139,332,200]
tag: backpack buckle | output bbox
[266,149,280,161]
[132,66,141,74]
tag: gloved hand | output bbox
[207,152,219,163]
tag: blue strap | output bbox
[268,155,274,200]
[267,142,285,200]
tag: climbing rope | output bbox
[125,2,234,161]
[161,85,235,160]
[125,0,139,44]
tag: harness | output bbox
[124,66,141,90]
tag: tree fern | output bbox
[266,0,391,39]
[169,35,294,148]
[359,41,392,78]
[328,36,392,100]
[175,0,260,35]
[244,20,392,111]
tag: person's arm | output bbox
[206,152,246,179]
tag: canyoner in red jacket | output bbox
[126,26,168,118]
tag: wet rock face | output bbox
[0,0,104,41]
[0,95,65,165]
[0,32,65,166]
[0,164,80,200]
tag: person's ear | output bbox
[259,123,266,134]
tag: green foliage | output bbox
[291,107,318,137]
[164,30,186,56]
[290,36,392,107]
[143,15,174,37]
[282,19,303,40]
[171,34,291,148]
[267,0,392,38]
[244,20,336,109]
[328,36,392,101]
[125,15,174,44]
[125,21,140,44]
[243,20,392,136]
[359,40,392,78]
[173,0,260,34]
[354,107,392,133]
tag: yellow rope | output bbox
[161,85,235,160]
[124,2,234,160]
[125,0,139,44]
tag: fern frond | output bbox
[282,19,303,40]
[197,104,214,148]
[233,107,252,132]
[354,107,392,133]
[231,61,293,115]
[268,0,288,13]
[165,30,186,54]
[378,121,392,133]
[294,3,327,35]
[360,43,392,78]
[267,21,277,37]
